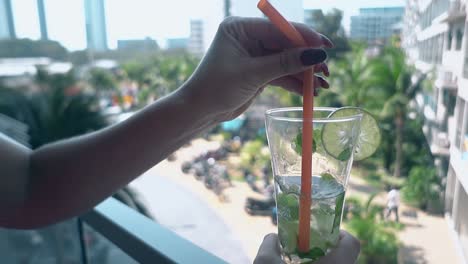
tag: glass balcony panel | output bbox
[0,219,82,264]
[82,223,138,264]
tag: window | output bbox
[455,98,466,149]
[447,29,453,50]
[463,109,468,160]
[443,89,457,116]
[456,29,463,50]
[445,166,456,217]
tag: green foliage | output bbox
[239,139,270,170]
[88,68,117,91]
[348,217,399,264]
[344,195,400,264]
[402,166,441,211]
[0,39,68,60]
[327,42,382,112]
[307,9,350,59]
[0,71,106,148]
[122,52,199,105]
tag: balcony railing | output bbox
[80,197,227,264]
[436,69,458,89]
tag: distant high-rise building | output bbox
[350,7,405,43]
[189,20,204,56]
[0,0,16,39]
[117,38,159,51]
[166,38,189,50]
[84,0,108,51]
[37,0,48,40]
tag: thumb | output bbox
[251,48,327,83]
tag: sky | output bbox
[11,0,405,51]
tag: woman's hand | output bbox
[254,231,360,264]
[180,17,333,122]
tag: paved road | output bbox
[130,171,251,264]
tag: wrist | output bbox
[172,82,221,127]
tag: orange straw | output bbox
[258,0,314,253]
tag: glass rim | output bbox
[265,107,363,123]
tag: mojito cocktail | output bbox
[265,107,364,263]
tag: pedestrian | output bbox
[386,186,400,222]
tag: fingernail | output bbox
[323,63,330,77]
[300,49,327,66]
[321,35,334,48]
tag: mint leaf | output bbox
[277,193,299,220]
[320,172,335,181]
[293,130,321,155]
[294,132,303,155]
[337,147,352,161]
[298,247,325,261]
[278,220,299,254]
[332,191,345,232]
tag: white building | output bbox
[0,57,72,88]
[403,0,468,262]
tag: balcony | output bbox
[423,121,451,157]
[442,50,465,74]
[435,68,459,89]
[443,0,467,23]
[79,197,227,264]
[450,146,468,192]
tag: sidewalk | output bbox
[346,175,461,264]
[150,139,276,262]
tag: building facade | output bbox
[166,38,189,50]
[351,7,405,43]
[117,38,159,51]
[189,20,204,57]
[403,0,468,262]
[0,0,15,39]
[84,0,108,51]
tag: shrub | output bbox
[402,166,442,212]
[344,195,400,264]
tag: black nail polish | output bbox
[300,49,327,66]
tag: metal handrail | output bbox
[80,197,227,264]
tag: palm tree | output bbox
[370,46,425,177]
[0,71,106,149]
[123,52,199,105]
[88,68,117,92]
[331,43,378,109]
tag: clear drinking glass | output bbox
[265,107,362,263]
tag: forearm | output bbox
[3,86,217,229]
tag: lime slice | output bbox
[322,107,381,161]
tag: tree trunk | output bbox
[393,112,403,178]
